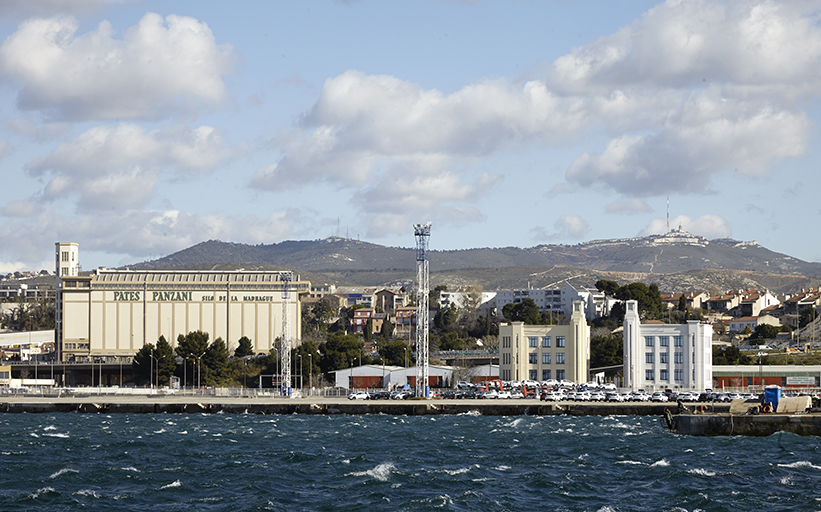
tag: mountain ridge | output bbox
[127,231,821,293]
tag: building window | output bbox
[556,353,565,364]
[529,353,537,364]
[675,369,683,381]
[61,251,68,262]
[542,336,551,348]
[542,369,551,380]
[674,336,683,347]
[646,369,654,381]
[557,336,565,348]
[556,369,565,381]
[542,353,551,364]
[645,352,654,364]
[660,369,669,381]
[529,336,538,347]
[529,370,537,380]
[659,336,669,347]
[674,352,683,364]
[645,336,654,347]
[660,352,669,364]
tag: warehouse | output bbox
[55,242,309,363]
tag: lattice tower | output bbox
[414,223,431,397]
[280,272,292,396]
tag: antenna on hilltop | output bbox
[666,196,670,233]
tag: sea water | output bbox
[0,412,820,511]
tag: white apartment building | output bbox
[494,282,605,321]
[622,300,712,391]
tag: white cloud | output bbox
[0,13,235,121]
[26,123,233,212]
[605,198,652,214]
[0,207,317,265]
[640,214,731,239]
[532,215,591,242]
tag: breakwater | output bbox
[0,397,681,416]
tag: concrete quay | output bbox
[672,412,821,437]
[0,395,677,417]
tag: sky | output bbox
[1,0,821,274]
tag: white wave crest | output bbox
[778,461,821,470]
[444,464,479,476]
[616,460,644,465]
[49,468,79,479]
[30,487,54,499]
[348,462,396,481]
[688,468,716,477]
[119,466,140,472]
[651,459,670,467]
[44,433,69,438]
[74,489,101,498]
[160,480,182,489]
[459,410,481,416]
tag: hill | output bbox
[128,231,821,293]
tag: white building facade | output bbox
[494,282,604,321]
[55,242,309,362]
[498,301,590,384]
[622,300,712,391]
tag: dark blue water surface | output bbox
[0,412,820,511]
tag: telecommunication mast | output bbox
[280,272,292,396]
[414,223,431,397]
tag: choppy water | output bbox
[0,412,820,511]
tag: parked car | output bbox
[542,391,564,402]
[606,392,625,402]
[651,392,669,402]
[348,391,369,400]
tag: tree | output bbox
[595,279,620,296]
[203,337,230,385]
[234,336,254,358]
[380,339,409,366]
[713,346,752,365]
[590,334,623,369]
[132,343,156,384]
[502,298,541,324]
[319,332,366,374]
[799,306,817,329]
[677,295,687,312]
[380,317,393,341]
[132,336,176,386]
[750,324,781,340]
[175,330,210,385]
[154,335,176,386]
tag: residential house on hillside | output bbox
[728,315,781,333]
[374,287,409,315]
[737,291,780,318]
[661,292,708,310]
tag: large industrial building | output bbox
[498,301,590,384]
[55,242,309,363]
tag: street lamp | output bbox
[195,353,203,389]
[308,353,312,396]
[298,354,303,391]
[150,349,154,390]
